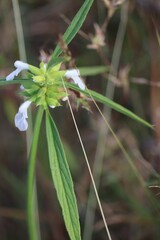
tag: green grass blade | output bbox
[65,82,153,128]
[79,66,108,76]
[48,0,94,68]
[45,111,81,240]
[27,107,44,240]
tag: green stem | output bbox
[27,107,44,240]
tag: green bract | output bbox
[23,62,67,109]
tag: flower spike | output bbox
[14,100,31,131]
[65,69,85,90]
[6,60,29,81]
[5,60,86,131]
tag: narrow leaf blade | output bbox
[65,82,153,128]
[27,107,44,240]
[0,79,32,86]
[48,0,94,68]
[45,112,81,240]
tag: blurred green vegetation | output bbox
[0,0,160,239]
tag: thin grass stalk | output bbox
[83,3,129,239]
[27,107,44,240]
[11,1,41,239]
[11,0,26,62]
[88,90,160,211]
[11,0,33,154]
[61,78,112,240]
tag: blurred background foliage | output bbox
[0,0,160,239]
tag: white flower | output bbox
[65,69,85,90]
[6,60,29,81]
[49,105,56,109]
[62,96,68,101]
[14,100,31,131]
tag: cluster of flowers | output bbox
[6,61,85,131]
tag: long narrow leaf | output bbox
[45,111,81,240]
[27,107,44,240]
[48,0,94,68]
[65,82,153,128]
[0,79,32,86]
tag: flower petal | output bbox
[6,71,17,81]
[65,69,85,90]
[19,100,31,118]
[14,60,29,70]
[62,96,68,101]
[73,76,85,90]
[65,69,80,78]
[6,60,29,81]
[14,100,31,131]
[6,68,21,81]
[15,113,28,131]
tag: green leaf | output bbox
[48,0,94,68]
[65,82,153,128]
[79,66,108,76]
[0,79,33,86]
[45,111,81,240]
[47,57,68,70]
[27,107,44,240]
